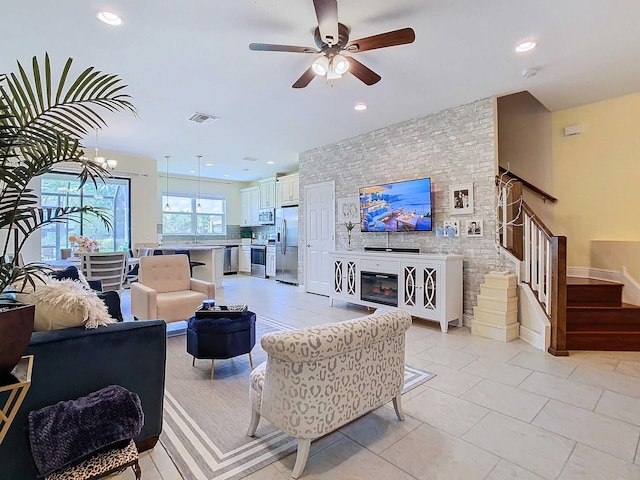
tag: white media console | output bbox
[329,250,464,332]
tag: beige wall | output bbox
[497,91,554,227]
[552,91,640,270]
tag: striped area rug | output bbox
[160,316,435,480]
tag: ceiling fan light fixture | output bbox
[332,55,350,75]
[312,56,330,76]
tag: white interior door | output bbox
[304,181,335,296]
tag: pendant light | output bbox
[196,155,202,212]
[163,155,171,212]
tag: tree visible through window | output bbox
[40,173,131,260]
[162,194,226,235]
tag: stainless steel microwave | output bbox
[258,208,275,225]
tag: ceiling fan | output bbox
[249,0,415,88]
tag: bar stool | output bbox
[175,249,205,277]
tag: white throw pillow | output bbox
[16,278,114,331]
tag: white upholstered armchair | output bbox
[247,308,412,478]
[131,254,215,323]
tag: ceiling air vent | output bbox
[187,112,219,125]
[242,156,258,162]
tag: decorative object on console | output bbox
[0,53,135,376]
[342,221,355,250]
[450,183,474,215]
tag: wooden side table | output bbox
[0,355,34,444]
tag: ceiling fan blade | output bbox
[292,67,316,89]
[249,43,318,54]
[345,27,415,53]
[314,0,339,46]
[347,57,381,86]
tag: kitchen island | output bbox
[160,245,225,287]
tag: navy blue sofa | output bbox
[0,320,167,479]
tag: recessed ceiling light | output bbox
[96,11,123,26]
[205,163,213,167]
[266,161,274,165]
[189,170,196,174]
[354,103,367,111]
[223,174,229,177]
[515,40,537,53]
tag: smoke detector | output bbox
[187,112,219,125]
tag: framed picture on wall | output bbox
[443,219,460,237]
[465,219,484,237]
[450,183,474,215]
[337,197,360,224]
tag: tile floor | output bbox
[117,275,640,480]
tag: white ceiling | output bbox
[4,0,640,181]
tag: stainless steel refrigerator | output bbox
[275,206,298,285]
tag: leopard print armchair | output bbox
[247,308,412,478]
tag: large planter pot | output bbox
[0,300,35,378]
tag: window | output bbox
[40,173,131,260]
[162,194,226,235]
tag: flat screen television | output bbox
[359,177,432,232]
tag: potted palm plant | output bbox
[0,53,136,376]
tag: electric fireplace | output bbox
[360,271,398,307]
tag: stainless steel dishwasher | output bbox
[223,246,239,274]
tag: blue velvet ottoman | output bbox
[186,311,256,379]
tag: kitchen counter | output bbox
[158,245,225,287]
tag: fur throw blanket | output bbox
[16,278,114,330]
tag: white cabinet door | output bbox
[240,189,252,227]
[332,256,359,302]
[400,261,442,320]
[239,246,251,273]
[259,178,276,209]
[278,173,299,206]
[266,247,276,277]
[242,187,260,226]
[250,187,260,225]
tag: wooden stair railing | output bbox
[498,179,568,356]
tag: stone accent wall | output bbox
[299,97,497,321]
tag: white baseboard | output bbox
[519,325,548,351]
[517,284,550,352]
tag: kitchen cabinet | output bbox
[240,186,260,226]
[259,177,276,209]
[239,245,251,273]
[277,173,299,206]
[266,245,276,277]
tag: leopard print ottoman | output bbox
[45,438,140,480]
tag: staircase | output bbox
[497,176,640,355]
[566,277,640,351]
